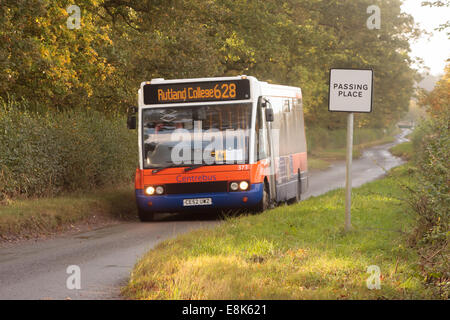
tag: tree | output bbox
[0,0,421,127]
[0,0,116,111]
[420,64,450,117]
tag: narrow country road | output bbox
[0,129,410,300]
[304,129,409,199]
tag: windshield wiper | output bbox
[152,164,176,174]
[184,164,206,172]
[151,163,207,174]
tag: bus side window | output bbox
[293,98,302,110]
[282,99,291,113]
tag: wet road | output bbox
[0,130,409,300]
[304,129,409,199]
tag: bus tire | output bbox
[254,182,270,213]
[138,209,154,222]
[287,171,302,205]
[296,170,302,202]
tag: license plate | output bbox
[183,198,212,206]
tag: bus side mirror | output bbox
[258,96,268,108]
[265,108,274,122]
[127,106,137,130]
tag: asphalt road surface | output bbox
[303,129,409,199]
[0,129,409,300]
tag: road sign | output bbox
[328,68,374,231]
[328,68,373,113]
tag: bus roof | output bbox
[259,82,302,99]
[143,75,254,86]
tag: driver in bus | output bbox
[145,121,184,144]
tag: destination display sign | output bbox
[143,79,251,105]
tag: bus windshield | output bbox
[142,103,252,168]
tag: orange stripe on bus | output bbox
[136,152,307,187]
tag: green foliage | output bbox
[0,97,137,200]
[410,117,449,244]
[0,0,120,112]
[408,69,449,297]
[1,0,420,127]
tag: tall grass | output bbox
[0,98,137,201]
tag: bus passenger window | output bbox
[293,98,302,110]
[283,99,291,112]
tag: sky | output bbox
[401,0,450,75]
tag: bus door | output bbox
[258,97,277,202]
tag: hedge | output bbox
[0,98,137,200]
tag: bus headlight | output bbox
[155,186,164,195]
[145,186,155,195]
[239,181,249,191]
[230,182,239,191]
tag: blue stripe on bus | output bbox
[136,183,263,212]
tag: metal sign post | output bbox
[328,68,373,232]
[345,112,353,231]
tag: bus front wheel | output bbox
[254,182,270,213]
[138,209,154,222]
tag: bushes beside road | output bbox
[407,116,449,297]
[403,67,449,298]
[0,98,137,201]
[388,116,448,298]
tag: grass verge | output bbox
[0,184,136,241]
[123,164,434,299]
[390,141,413,160]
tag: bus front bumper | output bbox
[136,183,263,213]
